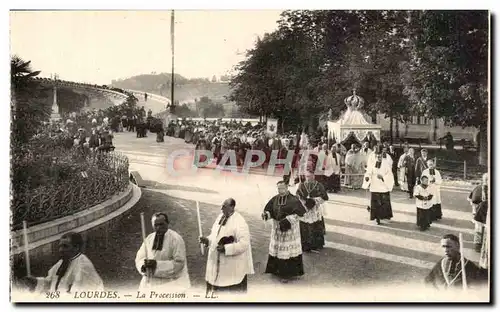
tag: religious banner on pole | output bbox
[266,118,278,137]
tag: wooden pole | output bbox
[459,233,468,290]
[140,213,150,283]
[464,161,467,180]
[170,10,175,114]
[196,201,205,255]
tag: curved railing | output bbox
[30,77,135,105]
[11,151,130,231]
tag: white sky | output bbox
[10,10,282,84]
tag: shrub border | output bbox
[10,182,141,255]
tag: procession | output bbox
[12,99,490,299]
[10,9,490,303]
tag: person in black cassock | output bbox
[296,171,329,253]
[263,181,307,283]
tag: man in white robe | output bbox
[199,198,254,295]
[422,159,443,221]
[397,146,409,191]
[318,143,334,191]
[135,212,191,292]
[330,145,342,192]
[363,150,394,225]
[22,232,103,297]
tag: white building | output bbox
[375,114,478,143]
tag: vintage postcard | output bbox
[9,9,490,303]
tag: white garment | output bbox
[35,253,103,294]
[367,152,392,169]
[267,213,302,259]
[332,153,341,174]
[413,185,433,209]
[299,134,309,149]
[364,161,394,193]
[205,212,254,287]
[397,153,407,168]
[422,168,443,205]
[318,151,334,176]
[296,181,327,223]
[135,229,191,292]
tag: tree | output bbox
[403,11,488,164]
[176,104,196,118]
[57,89,89,113]
[11,56,51,146]
[197,96,225,118]
[211,75,217,83]
[230,10,489,153]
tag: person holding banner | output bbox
[21,232,104,295]
[263,181,307,283]
[199,198,254,295]
[135,212,191,292]
[424,234,486,290]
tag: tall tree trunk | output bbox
[478,123,488,166]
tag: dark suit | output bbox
[388,149,399,186]
[403,155,416,197]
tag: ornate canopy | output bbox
[328,89,381,144]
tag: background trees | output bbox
[11,56,51,146]
[228,10,489,163]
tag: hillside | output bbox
[111,73,233,105]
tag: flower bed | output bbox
[11,146,129,230]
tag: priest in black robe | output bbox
[296,172,329,252]
[262,181,307,283]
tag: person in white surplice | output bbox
[421,159,443,221]
[21,232,104,296]
[363,149,394,225]
[199,198,254,296]
[135,212,191,292]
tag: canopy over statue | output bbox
[327,89,381,144]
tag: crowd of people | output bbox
[40,100,170,153]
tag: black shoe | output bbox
[376,219,381,225]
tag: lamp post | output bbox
[50,73,61,122]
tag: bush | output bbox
[11,133,129,229]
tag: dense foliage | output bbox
[228,10,489,162]
[11,56,134,227]
[11,56,52,146]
